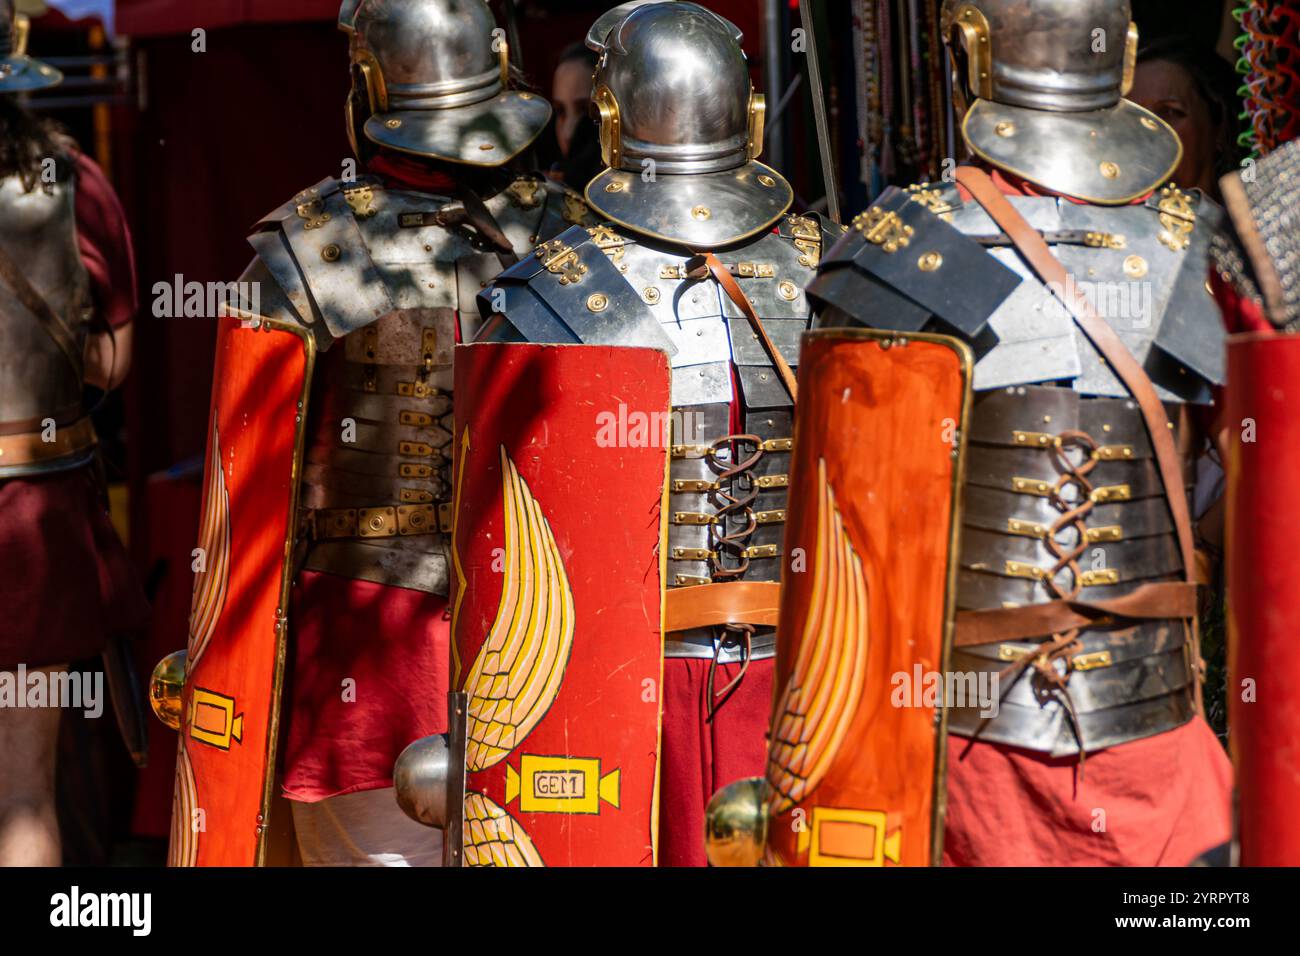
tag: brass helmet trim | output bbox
[355,49,388,114]
[1121,22,1139,97]
[747,92,766,163]
[594,84,622,169]
[942,2,993,101]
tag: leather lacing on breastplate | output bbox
[679,432,776,722]
[986,428,1111,770]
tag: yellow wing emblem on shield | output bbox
[188,419,230,667]
[463,792,545,867]
[459,445,576,867]
[463,445,576,772]
[767,458,869,814]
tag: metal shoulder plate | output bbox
[813,182,1226,403]
[250,174,570,346]
[810,184,1023,340]
[474,223,676,353]
[455,177,597,342]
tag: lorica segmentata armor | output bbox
[0,169,95,479]
[810,175,1225,755]
[241,172,592,596]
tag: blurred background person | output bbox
[1130,36,1243,200]
[0,0,147,867]
[547,41,602,187]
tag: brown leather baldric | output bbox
[954,167,1204,711]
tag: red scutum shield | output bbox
[169,318,313,867]
[766,329,972,867]
[451,342,670,867]
[1227,332,1300,866]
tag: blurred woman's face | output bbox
[1129,59,1218,195]
[552,59,594,158]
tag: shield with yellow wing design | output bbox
[149,316,315,867]
[707,328,972,867]
[447,342,671,866]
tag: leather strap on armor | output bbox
[0,416,95,467]
[955,166,1204,713]
[0,239,83,380]
[663,580,782,632]
[693,252,799,402]
[954,580,1198,646]
[956,167,1195,577]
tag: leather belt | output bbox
[0,416,96,467]
[311,503,450,540]
[664,581,782,632]
[954,580,1197,646]
[664,629,777,663]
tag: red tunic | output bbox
[659,658,774,866]
[279,155,460,802]
[0,150,148,670]
[939,167,1233,866]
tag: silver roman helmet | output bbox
[584,1,793,248]
[942,0,1181,204]
[1,0,61,94]
[339,0,551,165]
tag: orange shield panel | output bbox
[766,328,972,867]
[169,317,314,867]
[450,342,670,867]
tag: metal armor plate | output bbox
[168,317,314,867]
[764,328,972,867]
[241,174,592,596]
[449,342,669,866]
[811,182,1226,404]
[1227,332,1300,866]
[477,215,836,660]
[0,170,94,477]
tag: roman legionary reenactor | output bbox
[0,0,149,866]
[711,0,1233,867]
[148,0,592,867]
[394,0,839,867]
[1210,2,1300,865]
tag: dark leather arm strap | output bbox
[664,581,782,632]
[0,240,84,379]
[954,167,1196,581]
[954,580,1199,646]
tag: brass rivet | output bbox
[1123,255,1148,278]
[479,143,495,151]
[1141,116,1159,131]
[606,181,625,193]
[778,280,798,301]
[385,118,402,129]
[758,175,776,187]
[918,251,943,272]
[1100,161,1121,179]
[995,121,1015,137]
[587,293,609,312]
[520,93,534,100]
[321,244,341,262]
[368,515,385,531]
[691,205,712,221]
[643,287,661,304]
